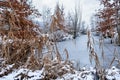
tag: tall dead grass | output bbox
[87,30,120,80]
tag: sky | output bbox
[32,0,100,25]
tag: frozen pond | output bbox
[57,35,120,68]
[57,35,91,67]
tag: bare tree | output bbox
[42,7,52,33]
[72,1,82,39]
[67,12,73,27]
[114,0,120,45]
[81,21,87,34]
[90,14,96,31]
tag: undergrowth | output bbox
[0,0,75,79]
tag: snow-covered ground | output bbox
[0,65,120,80]
[0,34,120,80]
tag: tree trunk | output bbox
[116,0,120,45]
[73,25,77,39]
[117,33,120,46]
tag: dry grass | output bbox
[87,30,106,79]
[0,0,44,77]
[87,30,120,80]
[0,1,75,79]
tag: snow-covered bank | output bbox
[0,65,120,80]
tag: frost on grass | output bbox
[0,63,120,80]
[0,61,73,80]
[0,64,95,80]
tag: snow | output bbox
[48,30,73,42]
[0,34,120,80]
[0,65,120,80]
[106,66,120,80]
[0,64,14,76]
[0,68,44,80]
